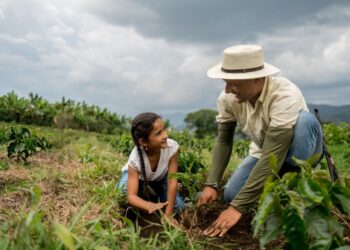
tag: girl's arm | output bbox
[127,166,168,213]
[164,152,179,217]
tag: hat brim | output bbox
[207,62,280,80]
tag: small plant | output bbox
[0,125,51,162]
[110,132,134,156]
[177,148,206,174]
[172,149,207,201]
[323,122,350,145]
[253,154,350,249]
[233,139,250,158]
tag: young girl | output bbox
[117,112,185,219]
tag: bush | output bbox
[173,149,208,201]
[323,122,350,145]
[110,133,134,156]
[0,125,51,162]
[253,155,350,249]
[233,139,250,158]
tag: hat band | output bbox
[221,65,264,73]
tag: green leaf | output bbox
[334,246,350,250]
[310,239,332,250]
[306,153,322,167]
[328,217,344,239]
[286,190,305,218]
[304,209,331,240]
[253,193,276,237]
[292,157,312,176]
[298,178,324,203]
[0,238,9,250]
[259,213,283,248]
[331,185,350,215]
[281,171,299,187]
[54,223,76,250]
[95,247,110,250]
[283,208,308,250]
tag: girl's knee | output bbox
[175,193,186,213]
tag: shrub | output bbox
[253,155,350,249]
[173,149,208,201]
[0,125,51,162]
[233,139,250,158]
[323,122,350,145]
[110,133,134,156]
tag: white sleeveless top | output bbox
[121,138,179,181]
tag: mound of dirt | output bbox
[123,203,284,249]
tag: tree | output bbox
[184,109,218,138]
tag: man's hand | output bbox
[146,201,169,214]
[203,206,242,237]
[197,186,218,206]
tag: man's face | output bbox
[224,78,262,104]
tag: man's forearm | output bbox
[231,126,293,213]
[206,122,236,184]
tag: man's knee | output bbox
[223,188,236,203]
[293,111,322,141]
[296,111,319,130]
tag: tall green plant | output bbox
[171,149,207,201]
[253,155,350,249]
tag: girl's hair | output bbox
[131,112,161,188]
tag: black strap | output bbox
[314,108,339,181]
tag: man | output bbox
[197,44,323,237]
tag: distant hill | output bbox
[165,104,350,128]
[308,104,350,124]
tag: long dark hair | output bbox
[131,112,161,189]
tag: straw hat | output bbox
[207,44,280,80]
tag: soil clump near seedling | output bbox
[124,202,284,249]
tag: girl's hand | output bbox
[162,216,182,230]
[146,201,168,214]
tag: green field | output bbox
[0,122,349,249]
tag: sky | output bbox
[1,0,350,124]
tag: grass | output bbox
[327,144,350,174]
[0,122,349,249]
[0,124,214,249]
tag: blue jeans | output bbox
[117,171,186,213]
[223,111,324,203]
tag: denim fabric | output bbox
[117,171,185,213]
[223,111,324,203]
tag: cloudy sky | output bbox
[1,0,350,124]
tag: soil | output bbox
[0,154,93,225]
[125,203,285,250]
[1,151,348,249]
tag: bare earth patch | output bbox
[123,203,284,250]
[0,152,99,225]
[0,167,29,182]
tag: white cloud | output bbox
[257,4,350,90]
[0,0,349,122]
[0,0,221,116]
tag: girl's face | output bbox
[144,118,168,150]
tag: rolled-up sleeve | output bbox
[230,126,293,213]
